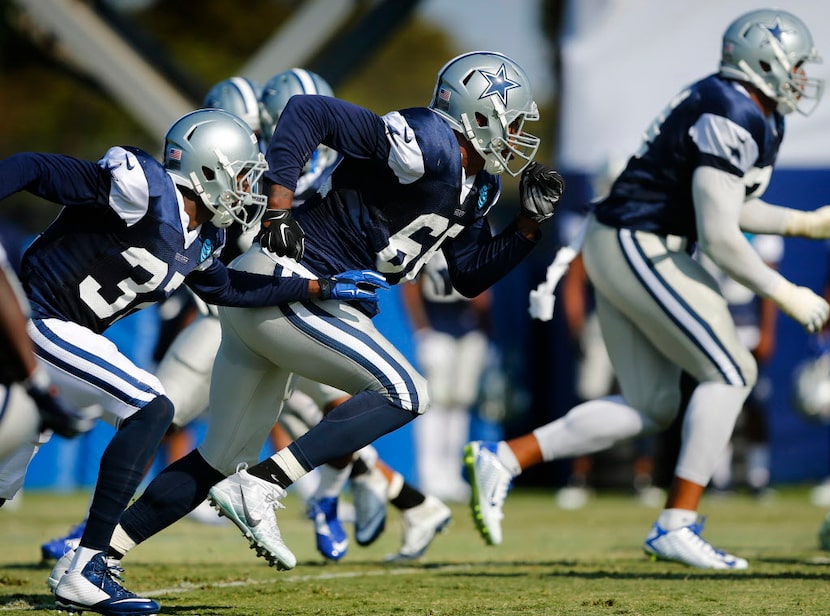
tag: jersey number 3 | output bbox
[79,247,184,320]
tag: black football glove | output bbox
[25,371,96,438]
[519,162,565,224]
[257,209,306,261]
[318,270,390,302]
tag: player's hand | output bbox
[257,209,305,261]
[784,205,830,239]
[24,368,96,438]
[318,270,390,302]
[774,279,830,333]
[519,162,565,224]
[807,205,830,238]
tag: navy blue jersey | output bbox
[0,147,309,333]
[596,74,784,241]
[265,95,537,298]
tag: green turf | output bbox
[2,488,829,615]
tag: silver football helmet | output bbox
[260,68,334,145]
[429,51,540,176]
[202,77,263,135]
[720,9,824,116]
[163,109,267,230]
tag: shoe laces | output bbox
[89,556,134,598]
[685,517,728,558]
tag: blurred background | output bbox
[3,0,830,500]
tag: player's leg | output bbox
[111,319,291,566]
[209,297,429,568]
[590,225,755,569]
[30,318,170,614]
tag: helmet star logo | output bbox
[766,21,783,42]
[764,17,792,43]
[478,63,520,105]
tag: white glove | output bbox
[529,282,556,321]
[771,278,830,333]
[527,244,582,322]
[784,205,830,239]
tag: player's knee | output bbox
[633,388,681,430]
[126,395,174,432]
[377,371,430,415]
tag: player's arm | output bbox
[442,217,538,298]
[259,95,388,259]
[694,165,828,332]
[264,95,387,193]
[185,261,312,307]
[0,152,102,205]
[0,258,37,384]
[185,261,387,306]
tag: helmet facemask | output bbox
[189,149,267,229]
[460,98,540,176]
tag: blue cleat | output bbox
[308,497,348,561]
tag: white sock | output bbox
[272,449,307,484]
[312,463,352,500]
[657,508,698,531]
[387,471,404,500]
[68,546,99,573]
[109,524,136,558]
[497,442,521,476]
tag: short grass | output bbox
[2,487,829,615]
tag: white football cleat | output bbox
[643,518,748,570]
[385,495,452,561]
[464,441,513,546]
[54,552,159,615]
[208,467,297,570]
[47,539,79,592]
[351,465,388,546]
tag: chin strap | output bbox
[528,216,588,321]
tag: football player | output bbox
[81,51,562,573]
[465,8,830,570]
[0,108,384,616]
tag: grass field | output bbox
[2,487,830,615]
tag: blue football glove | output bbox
[318,270,390,302]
